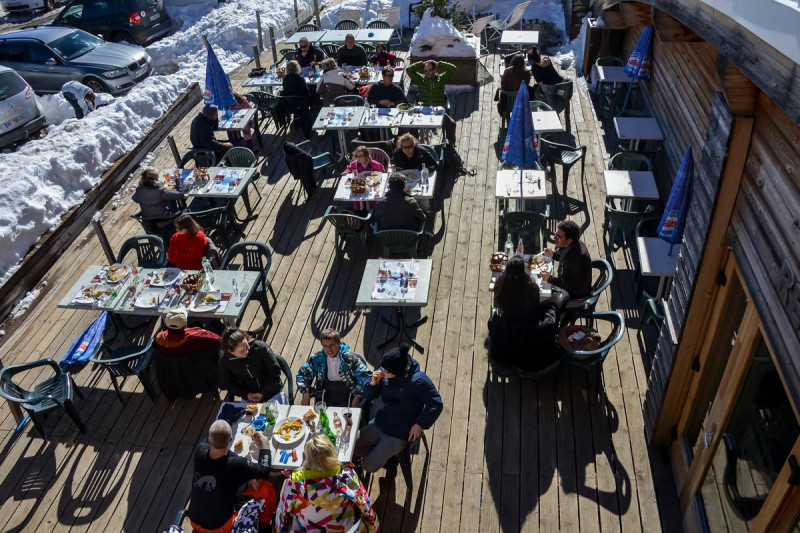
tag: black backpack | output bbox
[443,140,474,178]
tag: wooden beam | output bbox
[716,56,759,116]
[620,1,652,26]
[651,7,702,42]
[750,437,800,531]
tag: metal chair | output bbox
[368,147,390,168]
[607,151,652,171]
[469,15,494,55]
[560,311,625,370]
[0,359,86,440]
[499,89,518,129]
[90,338,158,403]
[273,352,295,404]
[179,148,216,168]
[503,210,548,252]
[335,19,360,31]
[116,235,167,268]
[366,20,390,29]
[332,94,365,107]
[540,80,573,133]
[563,258,614,314]
[297,23,320,32]
[530,99,553,111]
[374,221,425,257]
[323,206,372,256]
[593,56,625,97]
[220,241,278,331]
[603,199,652,249]
[487,0,531,41]
[284,140,336,199]
[539,132,586,198]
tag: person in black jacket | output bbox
[337,34,367,66]
[219,329,283,402]
[392,133,436,172]
[295,36,325,68]
[190,104,232,162]
[275,60,311,129]
[541,220,592,299]
[188,420,276,531]
[366,67,407,108]
[372,174,427,231]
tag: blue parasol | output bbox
[204,41,235,111]
[658,146,693,255]
[621,25,653,111]
[502,82,538,185]
[60,311,107,372]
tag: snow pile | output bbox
[0,0,303,287]
[10,287,41,319]
[490,0,567,43]
[410,9,477,57]
[551,11,592,73]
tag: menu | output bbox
[218,109,252,129]
[162,168,195,190]
[372,260,419,300]
[205,168,247,194]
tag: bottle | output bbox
[201,257,215,284]
[421,167,429,185]
[504,234,514,257]
[517,237,525,256]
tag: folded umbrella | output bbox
[621,25,653,111]
[658,146,694,255]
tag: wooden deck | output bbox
[0,51,680,532]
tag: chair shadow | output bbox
[267,190,327,256]
[309,253,366,340]
[0,439,61,533]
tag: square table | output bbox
[603,170,659,201]
[333,171,389,203]
[500,30,539,47]
[217,107,257,132]
[169,166,259,224]
[531,110,563,133]
[495,169,547,200]
[312,106,366,157]
[614,116,663,151]
[285,30,327,45]
[356,259,433,352]
[223,401,362,469]
[488,254,567,306]
[637,237,680,299]
[355,28,394,43]
[319,30,355,44]
[595,65,630,84]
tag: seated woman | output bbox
[227,92,256,149]
[167,214,209,271]
[219,329,283,402]
[316,58,356,105]
[343,145,386,175]
[528,46,564,86]
[498,54,534,115]
[277,435,379,532]
[370,42,397,67]
[296,328,371,408]
[132,167,185,220]
[276,60,311,129]
[372,173,426,231]
[392,133,436,171]
[493,255,540,321]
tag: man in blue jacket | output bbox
[354,344,443,473]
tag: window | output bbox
[59,3,84,24]
[27,43,57,64]
[48,30,102,61]
[0,72,28,101]
[0,41,29,62]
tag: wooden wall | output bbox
[730,92,800,415]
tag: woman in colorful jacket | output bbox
[276,434,378,533]
[296,328,371,407]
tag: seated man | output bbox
[405,59,458,146]
[541,220,592,299]
[366,67,407,108]
[295,36,325,68]
[156,308,221,357]
[372,174,426,231]
[188,420,276,532]
[336,34,368,67]
[392,133,437,172]
[190,104,233,162]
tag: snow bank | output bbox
[551,11,591,73]
[410,9,477,58]
[10,287,41,319]
[0,0,304,286]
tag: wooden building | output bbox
[585,0,800,530]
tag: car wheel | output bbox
[83,78,107,94]
[111,32,132,43]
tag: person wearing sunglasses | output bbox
[391,133,436,172]
[366,66,407,108]
[294,37,325,68]
[541,220,592,299]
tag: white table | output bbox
[532,110,563,133]
[333,171,389,203]
[356,259,433,352]
[603,170,659,201]
[319,30,356,43]
[637,237,680,299]
[596,65,630,84]
[488,254,567,306]
[500,30,539,47]
[355,28,394,43]
[312,106,366,157]
[614,116,663,151]
[217,107,257,132]
[395,110,444,144]
[285,30,327,45]
[496,169,547,200]
[242,71,319,89]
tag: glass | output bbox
[699,338,799,529]
[48,29,102,60]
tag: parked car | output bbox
[0,0,55,14]
[0,26,152,94]
[0,65,46,148]
[52,0,172,45]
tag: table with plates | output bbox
[217,107,257,132]
[333,171,389,205]
[531,110,563,133]
[285,30,327,45]
[356,259,433,352]
[160,165,259,224]
[637,238,680,299]
[340,65,404,86]
[500,30,540,48]
[312,106,366,157]
[58,265,260,325]
[334,168,436,208]
[221,401,362,469]
[242,69,320,89]
[488,253,568,307]
[613,116,663,151]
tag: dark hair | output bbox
[528,47,542,64]
[220,329,250,353]
[382,66,394,77]
[558,220,581,242]
[494,255,540,314]
[320,328,341,343]
[510,54,525,74]
[174,214,202,237]
[388,173,406,192]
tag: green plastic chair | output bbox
[503,210,548,252]
[335,19,359,30]
[607,151,653,171]
[563,258,614,314]
[603,199,651,249]
[560,311,625,370]
[297,23,320,31]
[116,235,167,268]
[323,206,372,256]
[375,221,425,258]
[530,100,553,111]
[539,132,586,198]
[220,147,261,201]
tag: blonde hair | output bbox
[302,434,339,472]
[286,60,301,75]
[321,57,337,72]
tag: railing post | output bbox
[313,0,320,27]
[167,135,181,166]
[293,0,299,24]
[252,45,262,69]
[91,213,116,264]
[255,10,264,51]
[269,27,278,65]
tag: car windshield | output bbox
[0,72,27,102]
[48,30,102,61]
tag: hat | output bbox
[201,104,218,119]
[380,344,410,376]
[164,308,188,329]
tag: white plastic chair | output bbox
[487,0,531,40]
[469,14,495,55]
[338,9,362,27]
[377,7,402,46]
[472,0,495,20]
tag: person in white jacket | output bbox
[60,81,95,118]
[316,58,356,105]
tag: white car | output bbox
[0,65,46,148]
[0,0,54,14]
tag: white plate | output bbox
[189,291,222,312]
[134,288,167,308]
[272,417,307,446]
[103,264,129,284]
[150,268,182,287]
[527,253,553,275]
[73,284,105,304]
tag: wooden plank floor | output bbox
[0,50,680,532]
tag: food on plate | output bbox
[181,273,205,294]
[490,253,507,272]
[106,265,128,282]
[245,404,259,415]
[243,426,255,437]
[149,296,158,306]
[302,409,317,422]
[397,103,413,111]
[349,177,367,194]
[201,293,218,304]
[83,287,103,298]
[233,439,244,451]
[276,418,304,441]
[526,255,549,271]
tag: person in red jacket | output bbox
[156,308,221,358]
[168,214,208,271]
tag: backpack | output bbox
[443,140,474,178]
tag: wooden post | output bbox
[167,135,181,166]
[252,45,262,69]
[91,213,116,264]
[293,0,299,24]
[312,0,320,27]
[269,27,277,65]
[255,10,264,51]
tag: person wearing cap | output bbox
[336,33,367,67]
[190,103,233,162]
[371,173,426,231]
[295,36,325,68]
[189,420,276,532]
[354,344,442,473]
[366,67,407,109]
[155,308,221,359]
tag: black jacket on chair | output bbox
[155,349,220,402]
[284,142,318,197]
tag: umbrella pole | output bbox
[621,80,635,112]
[668,243,675,256]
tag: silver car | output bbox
[0,65,46,148]
[0,26,152,95]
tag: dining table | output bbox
[603,169,659,211]
[531,110,563,133]
[637,237,680,299]
[500,30,540,48]
[496,168,547,213]
[285,30,327,45]
[488,253,569,308]
[613,116,663,151]
[354,28,395,43]
[312,106,367,157]
[217,107,257,132]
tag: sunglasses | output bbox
[299,44,309,48]
[401,144,414,149]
